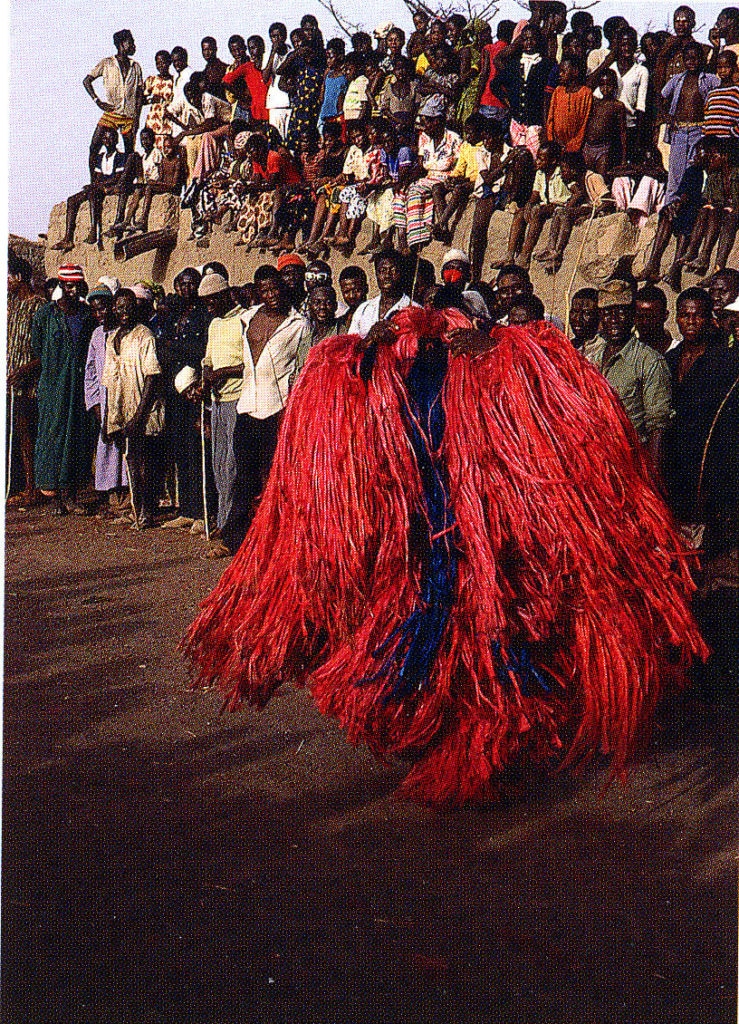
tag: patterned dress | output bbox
[285,60,323,154]
[393,129,461,247]
[144,74,174,148]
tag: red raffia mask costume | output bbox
[183,306,707,807]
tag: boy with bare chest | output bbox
[583,69,627,175]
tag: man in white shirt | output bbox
[170,47,194,106]
[84,29,143,176]
[349,252,416,338]
[221,265,312,554]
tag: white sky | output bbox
[8,0,726,241]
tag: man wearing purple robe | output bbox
[84,285,128,499]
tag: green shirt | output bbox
[586,330,673,443]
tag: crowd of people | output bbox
[49,5,739,287]
[7,4,739,581]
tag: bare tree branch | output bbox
[313,0,364,39]
[401,0,500,23]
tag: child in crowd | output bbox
[545,56,593,153]
[318,39,347,134]
[582,68,627,175]
[499,140,571,269]
[536,150,588,274]
[342,51,372,124]
[680,143,739,280]
[638,139,715,291]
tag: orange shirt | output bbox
[545,85,593,152]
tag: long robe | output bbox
[32,301,95,491]
[84,324,127,492]
[183,308,707,807]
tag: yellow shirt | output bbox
[202,305,245,402]
[450,141,486,185]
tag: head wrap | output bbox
[87,285,113,301]
[174,366,199,394]
[598,280,634,309]
[277,252,306,272]
[198,273,229,297]
[419,94,446,119]
[97,275,120,295]
[131,283,154,302]
[441,248,470,268]
[374,21,395,39]
[57,264,85,283]
[234,132,250,150]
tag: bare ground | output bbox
[2,505,737,1024]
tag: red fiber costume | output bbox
[183,307,707,806]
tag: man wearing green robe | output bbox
[31,265,96,513]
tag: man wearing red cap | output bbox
[31,265,96,513]
[276,252,307,311]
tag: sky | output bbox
[7,0,726,242]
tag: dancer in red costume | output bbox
[183,301,707,807]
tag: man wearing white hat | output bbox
[440,249,490,319]
[199,273,245,555]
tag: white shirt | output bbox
[172,66,194,106]
[88,55,143,117]
[594,61,648,128]
[349,293,415,338]
[266,48,292,110]
[236,305,312,419]
[142,146,163,183]
[587,46,611,75]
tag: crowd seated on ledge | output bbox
[50,5,739,289]
[8,6,739,600]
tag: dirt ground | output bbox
[2,504,737,1024]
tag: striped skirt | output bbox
[392,178,437,248]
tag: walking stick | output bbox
[563,203,597,337]
[122,436,140,531]
[200,399,211,543]
[6,386,14,501]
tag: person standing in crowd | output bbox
[31,265,96,515]
[170,46,193,107]
[493,22,558,157]
[634,284,674,354]
[335,265,368,332]
[281,36,325,153]
[102,288,164,529]
[200,37,228,100]
[546,56,593,153]
[660,41,719,206]
[349,251,415,337]
[7,251,44,507]
[276,252,307,310]
[663,287,739,546]
[263,23,292,140]
[84,284,129,514]
[585,280,672,470]
[200,274,245,555]
[221,265,311,555]
[84,29,143,176]
[142,50,174,150]
[568,287,599,351]
[162,268,214,533]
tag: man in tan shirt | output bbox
[84,29,143,177]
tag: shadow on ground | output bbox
[3,509,737,1024]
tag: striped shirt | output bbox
[7,294,43,394]
[702,84,739,138]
